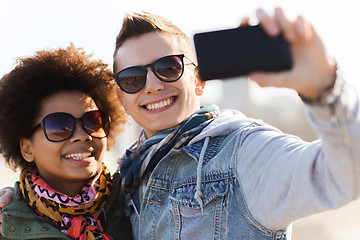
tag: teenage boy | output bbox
[110,8,360,239]
[1,7,360,239]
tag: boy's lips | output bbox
[142,96,176,111]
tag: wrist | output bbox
[298,63,343,105]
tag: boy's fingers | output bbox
[256,8,280,37]
[249,72,291,88]
[239,17,250,27]
[295,16,313,43]
[0,187,15,234]
[0,187,14,207]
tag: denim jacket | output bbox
[126,79,360,239]
[128,133,289,239]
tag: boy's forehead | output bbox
[114,32,181,70]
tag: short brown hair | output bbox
[113,12,196,70]
[0,44,127,170]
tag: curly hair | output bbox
[0,44,127,171]
[113,12,196,71]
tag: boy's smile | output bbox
[141,96,177,112]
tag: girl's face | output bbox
[20,91,107,196]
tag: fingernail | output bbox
[256,9,266,19]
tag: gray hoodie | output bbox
[123,76,360,239]
[189,79,360,230]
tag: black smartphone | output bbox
[193,25,293,81]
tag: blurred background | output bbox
[1,0,359,239]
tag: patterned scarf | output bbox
[19,164,113,240]
[119,105,219,211]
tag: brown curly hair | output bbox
[0,44,127,171]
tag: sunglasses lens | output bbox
[43,113,74,142]
[114,55,185,94]
[117,67,147,93]
[82,111,110,138]
[155,56,183,81]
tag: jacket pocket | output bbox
[168,178,229,239]
[169,177,228,217]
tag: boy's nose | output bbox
[144,68,165,94]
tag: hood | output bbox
[188,107,261,145]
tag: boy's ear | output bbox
[194,69,206,96]
[20,138,35,162]
[116,89,130,115]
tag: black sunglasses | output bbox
[112,54,196,94]
[28,110,110,142]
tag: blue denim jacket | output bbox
[126,133,288,239]
[125,79,360,239]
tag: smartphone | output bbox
[193,25,293,81]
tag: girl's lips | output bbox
[64,152,92,160]
[142,96,177,111]
[62,147,96,163]
[63,154,95,165]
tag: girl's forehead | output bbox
[38,91,98,119]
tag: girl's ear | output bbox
[20,138,35,162]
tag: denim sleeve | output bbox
[236,78,360,230]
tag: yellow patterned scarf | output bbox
[19,164,113,240]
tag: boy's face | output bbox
[114,32,205,137]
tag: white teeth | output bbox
[64,152,92,160]
[146,98,173,111]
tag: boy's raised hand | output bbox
[248,8,336,101]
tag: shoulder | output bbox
[103,172,133,240]
[2,182,70,240]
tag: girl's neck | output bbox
[40,177,90,197]
[50,180,89,197]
